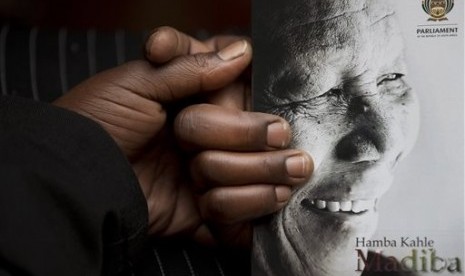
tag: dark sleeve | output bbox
[0,96,148,276]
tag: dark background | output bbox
[0,0,250,33]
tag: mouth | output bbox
[301,198,377,215]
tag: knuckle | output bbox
[191,151,226,189]
[241,114,261,146]
[150,26,176,42]
[262,154,278,177]
[255,152,290,183]
[146,26,179,62]
[193,151,217,178]
[174,104,213,142]
[239,112,275,149]
[191,54,210,69]
[174,106,198,139]
[157,26,174,33]
[205,190,229,222]
[124,59,149,71]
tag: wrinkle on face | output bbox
[255,7,405,111]
[370,11,396,26]
[252,1,419,274]
[287,5,369,31]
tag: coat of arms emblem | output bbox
[422,0,454,21]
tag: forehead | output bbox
[255,0,404,79]
[259,0,397,40]
[286,3,398,52]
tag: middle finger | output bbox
[174,104,291,151]
[191,149,313,190]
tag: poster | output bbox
[252,1,464,275]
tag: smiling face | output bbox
[252,0,419,275]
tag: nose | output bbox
[335,131,383,163]
[335,96,386,163]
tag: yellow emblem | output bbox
[422,0,454,21]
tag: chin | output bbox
[253,203,379,276]
[253,173,390,276]
[281,199,379,275]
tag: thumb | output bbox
[117,40,252,102]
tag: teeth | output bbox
[340,201,352,211]
[316,200,326,209]
[352,200,364,213]
[309,199,375,213]
[327,201,340,212]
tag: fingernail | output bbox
[275,186,292,203]
[217,40,248,61]
[267,121,290,149]
[286,154,311,179]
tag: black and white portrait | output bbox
[252,0,424,275]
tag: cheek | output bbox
[386,89,420,156]
[290,114,347,169]
[400,91,420,154]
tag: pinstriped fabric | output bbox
[0,24,8,96]
[0,25,146,102]
[66,31,90,89]
[58,28,68,94]
[153,249,166,276]
[115,30,126,65]
[4,25,33,98]
[87,29,97,76]
[29,27,39,101]
[35,28,61,102]
[95,30,118,72]
[215,258,226,276]
[182,249,196,276]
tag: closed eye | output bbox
[377,73,404,85]
[324,88,344,98]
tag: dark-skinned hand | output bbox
[53,27,313,248]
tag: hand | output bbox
[54,27,313,247]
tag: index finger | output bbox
[145,26,210,63]
[111,39,252,102]
[145,26,247,64]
